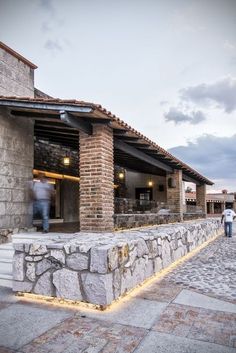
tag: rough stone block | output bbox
[12,253,24,281]
[108,246,118,271]
[161,239,172,268]
[26,262,36,281]
[136,239,149,257]
[53,268,82,301]
[36,259,52,276]
[66,252,88,270]
[90,246,109,273]
[25,255,43,262]
[153,257,163,273]
[50,250,65,264]
[113,269,121,299]
[118,243,129,265]
[120,268,133,294]
[81,272,113,305]
[29,244,48,256]
[34,271,53,296]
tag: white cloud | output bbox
[180,77,236,113]
[164,107,206,125]
[169,134,236,191]
[44,39,63,53]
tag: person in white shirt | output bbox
[221,206,236,237]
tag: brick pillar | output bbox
[166,169,183,220]
[196,184,207,215]
[79,125,114,232]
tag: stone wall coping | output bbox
[13,219,220,254]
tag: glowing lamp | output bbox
[118,172,124,180]
[63,157,70,166]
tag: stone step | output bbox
[0,273,12,288]
[0,258,12,274]
[0,247,14,259]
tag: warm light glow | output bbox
[33,170,80,182]
[63,157,70,166]
[148,180,153,187]
[17,231,222,312]
[118,172,124,180]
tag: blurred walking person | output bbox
[32,172,54,233]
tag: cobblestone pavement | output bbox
[0,226,236,353]
[163,232,236,304]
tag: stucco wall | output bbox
[0,47,34,97]
[0,107,34,241]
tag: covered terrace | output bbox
[0,96,213,232]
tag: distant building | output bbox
[186,191,236,214]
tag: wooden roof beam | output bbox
[114,139,173,172]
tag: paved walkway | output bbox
[0,224,236,353]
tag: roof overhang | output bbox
[0,96,214,185]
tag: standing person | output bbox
[32,173,54,233]
[221,205,236,237]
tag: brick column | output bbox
[196,184,207,215]
[79,125,114,232]
[166,169,183,220]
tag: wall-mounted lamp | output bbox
[118,172,124,180]
[63,157,70,166]
[148,180,153,187]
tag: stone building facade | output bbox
[0,41,36,97]
[0,42,37,241]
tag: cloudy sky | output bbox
[1,0,236,192]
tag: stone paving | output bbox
[0,223,236,353]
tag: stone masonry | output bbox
[0,44,35,97]
[12,218,222,306]
[79,125,114,232]
[0,107,34,242]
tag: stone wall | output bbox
[34,138,79,177]
[114,212,206,229]
[0,46,34,97]
[0,107,34,242]
[12,218,222,306]
[114,213,182,229]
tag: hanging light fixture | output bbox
[63,156,70,166]
[148,179,153,187]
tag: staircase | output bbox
[0,233,43,288]
[0,242,14,288]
